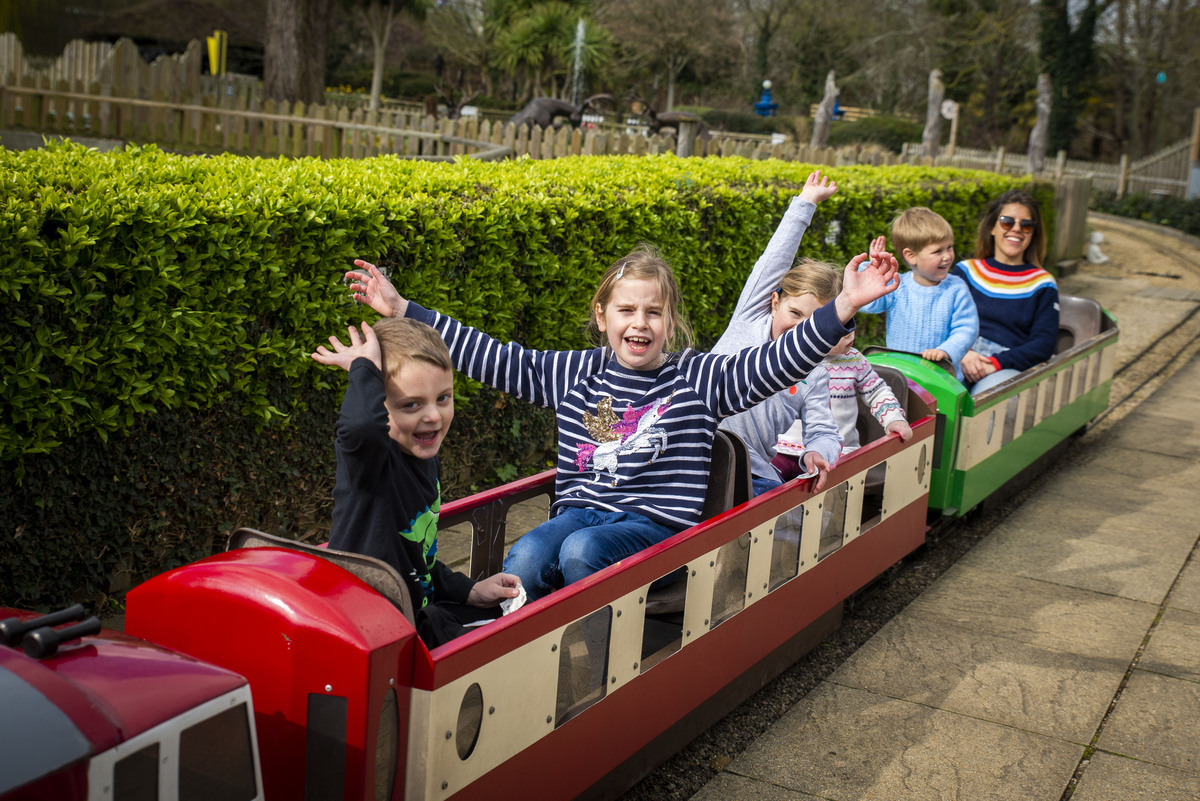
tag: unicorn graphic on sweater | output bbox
[576,395,672,486]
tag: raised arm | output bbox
[835,246,900,322]
[345,259,408,318]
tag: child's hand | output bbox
[345,259,408,319]
[312,322,381,372]
[468,573,523,607]
[867,235,887,262]
[802,451,832,491]
[834,249,900,323]
[798,170,838,205]
[886,419,913,441]
[921,348,949,364]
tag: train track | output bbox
[622,225,1200,801]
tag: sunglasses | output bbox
[998,215,1037,233]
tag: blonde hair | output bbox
[373,317,452,382]
[891,207,955,256]
[588,244,694,351]
[779,259,842,304]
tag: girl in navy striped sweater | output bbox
[345,246,898,601]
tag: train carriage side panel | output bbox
[403,385,936,800]
[126,548,415,801]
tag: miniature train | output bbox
[4,295,1116,801]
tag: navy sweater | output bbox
[954,258,1060,371]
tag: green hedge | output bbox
[1090,191,1200,238]
[0,143,1039,611]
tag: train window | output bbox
[817,482,848,561]
[555,607,611,727]
[377,688,400,801]
[1001,396,1019,445]
[179,703,258,801]
[861,461,886,534]
[114,743,159,801]
[641,569,684,673]
[769,506,804,590]
[916,444,927,486]
[710,532,751,629]
[1024,384,1040,431]
[1042,373,1057,418]
[456,684,483,762]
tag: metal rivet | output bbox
[389,678,395,685]
[748,592,753,598]
[325,684,332,692]
[445,730,452,739]
[611,676,617,684]
[442,781,448,790]
[753,537,758,543]
[616,609,621,617]
[551,644,557,652]
[704,619,709,625]
[710,561,715,567]
[686,630,691,637]
[489,706,495,715]
[547,715,553,724]
[633,662,639,669]
[691,569,697,577]
[763,583,767,589]
[639,596,644,603]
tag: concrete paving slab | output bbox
[1057,442,1200,489]
[1096,669,1200,774]
[1140,608,1200,683]
[902,565,1158,662]
[957,485,1197,604]
[829,614,1125,742]
[1072,752,1200,801]
[1104,410,1200,461]
[1169,559,1200,614]
[691,773,826,801]
[721,682,1082,801]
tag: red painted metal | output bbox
[126,547,416,801]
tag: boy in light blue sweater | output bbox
[859,207,978,381]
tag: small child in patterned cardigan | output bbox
[776,329,912,457]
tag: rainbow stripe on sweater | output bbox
[957,259,1056,299]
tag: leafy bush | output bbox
[1090,191,1200,238]
[0,143,1039,611]
[827,115,926,154]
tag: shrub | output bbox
[0,143,1037,611]
[826,115,926,154]
[1090,191,1200,238]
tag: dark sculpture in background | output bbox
[506,94,616,129]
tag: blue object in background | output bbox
[754,80,778,117]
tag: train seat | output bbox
[226,527,416,624]
[644,430,753,616]
[1056,295,1103,354]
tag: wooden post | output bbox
[676,119,697,157]
[1188,106,1200,199]
[994,146,1006,173]
[1116,153,1129,197]
[1054,150,1067,184]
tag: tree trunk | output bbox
[264,0,302,103]
[1028,73,1052,173]
[301,0,333,106]
[810,70,837,149]
[922,69,944,159]
[366,0,395,112]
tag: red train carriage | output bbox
[0,605,262,801]
[127,369,937,800]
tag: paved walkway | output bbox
[692,340,1200,798]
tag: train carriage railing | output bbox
[127,376,938,801]
[866,293,1119,516]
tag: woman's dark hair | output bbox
[973,189,1046,268]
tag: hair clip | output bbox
[616,261,628,279]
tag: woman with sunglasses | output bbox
[953,189,1059,395]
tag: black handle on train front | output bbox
[22,618,103,659]
[0,603,87,648]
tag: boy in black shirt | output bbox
[313,318,521,646]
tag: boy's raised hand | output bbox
[798,170,838,205]
[834,248,900,323]
[345,259,408,319]
[312,321,381,372]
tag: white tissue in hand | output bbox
[501,583,527,615]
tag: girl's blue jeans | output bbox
[502,507,675,601]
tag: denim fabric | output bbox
[969,368,1021,395]
[502,507,675,600]
[752,477,783,497]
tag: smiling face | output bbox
[990,202,1035,265]
[383,361,455,458]
[596,277,669,370]
[770,291,823,340]
[905,238,956,286]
